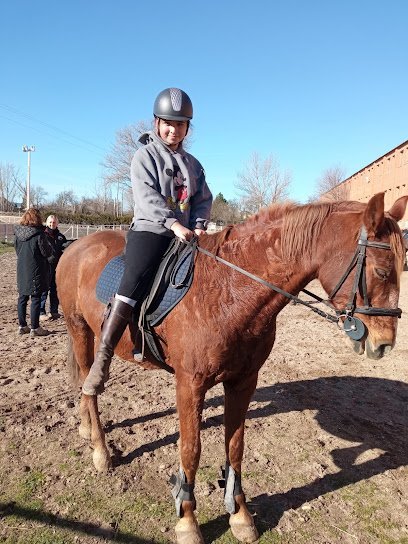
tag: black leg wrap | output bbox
[170,467,196,517]
[218,462,243,514]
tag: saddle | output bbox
[95,237,197,371]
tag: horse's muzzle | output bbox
[349,337,395,359]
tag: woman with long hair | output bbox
[14,208,53,337]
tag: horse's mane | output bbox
[204,201,336,259]
[204,202,294,254]
[384,216,406,271]
[281,201,338,261]
[204,200,405,266]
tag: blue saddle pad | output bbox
[96,255,125,305]
[95,239,196,326]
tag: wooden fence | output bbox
[0,223,129,243]
[0,218,221,244]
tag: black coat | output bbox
[14,225,53,295]
[44,227,67,268]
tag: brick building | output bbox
[325,140,408,227]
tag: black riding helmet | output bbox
[153,88,193,121]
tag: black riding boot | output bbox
[82,298,134,395]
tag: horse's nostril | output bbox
[350,339,365,355]
[366,339,394,359]
[382,344,393,355]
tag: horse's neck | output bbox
[215,226,317,305]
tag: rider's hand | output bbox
[170,221,194,242]
[194,228,206,237]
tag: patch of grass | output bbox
[243,467,278,486]
[338,480,402,542]
[54,492,77,515]
[2,482,174,543]
[16,470,46,503]
[205,526,286,543]
[52,485,175,542]
[196,465,219,482]
[1,527,75,544]
[0,241,14,254]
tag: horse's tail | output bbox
[67,333,81,387]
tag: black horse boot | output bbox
[82,298,134,395]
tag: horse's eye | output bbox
[375,268,389,280]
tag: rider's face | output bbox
[157,119,188,150]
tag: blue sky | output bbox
[1,0,407,205]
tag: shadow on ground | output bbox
[106,376,408,541]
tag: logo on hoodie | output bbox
[166,164,189,212]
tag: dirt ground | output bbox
[0,249,407,544]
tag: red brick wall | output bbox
[328,140,408,227]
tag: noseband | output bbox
[328,226,402,336]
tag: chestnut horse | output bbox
[57,192,407,544]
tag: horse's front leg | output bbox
[223,373,259,543]
[172,373,206,544]
[80,394,112,472]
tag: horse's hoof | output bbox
[92,448,112,473]
[229,512,259,543]
[175,517,204,544]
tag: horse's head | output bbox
[318,193,408,359]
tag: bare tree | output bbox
[101,120,194,194]
[89,179,113,213]
[52,190,78,213]
[0,162,24,211]
[315,165,349,201]
[30,185,48,209]
[101,122,149,190]
[235,152,292,214]
[123,186,133,214]
[75,196,95,214]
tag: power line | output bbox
[0,104,108,156]
[0,113,105,159]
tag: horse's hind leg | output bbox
[223,373,259,543]
[66,315,111,472]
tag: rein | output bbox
[196,245,339,324]
[195,225,402,341]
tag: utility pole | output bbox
[22,145,35,209]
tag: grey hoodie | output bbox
[130,131,213,236]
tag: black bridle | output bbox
[195,225,402,341]
[324,226,402,339]
[328,226,402,318]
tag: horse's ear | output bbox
[387,195,408,222]
[363,192,385,235]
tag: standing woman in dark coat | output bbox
[40,214,67,320]
[14,208,53,337]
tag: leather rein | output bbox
[195,226,402,340]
